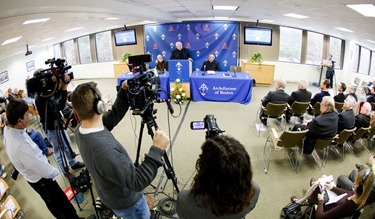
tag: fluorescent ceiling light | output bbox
[284,13,309,19]
[29,45,37,48]
[214,17,229,20]
[23,18,50,25]
[261,20,275,23]
[213,5,239,11]
[42,37,55,41]
[334,27,354,32]
[367,39,375,43]
[346,4,375,17]
[104,17,119,20]
[1,36,22,46]
[65,27,84,32]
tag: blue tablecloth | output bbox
[117,72,170,100]
[190,71,252,104]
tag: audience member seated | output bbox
[13,88,19,98]
[355,102,371,130]
[337,156,375,206]
[334,82,347,103]
[201,54,220,71]
[291,170,373,219]
[310,79,331,108]
[337,96,356,134]
[18,89,34,105]
[346,84,358,102]
[259,78,290,126]
[367,86,375,103]
[292,96,338,154]
[6,88,14,100]
[285,79,311,122]
[155,54,168,73]
[176,135,260,218]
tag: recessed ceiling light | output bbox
[346,4,375,17]
[334,27,354,33]
[23,18,50,25]
[367,39,375,43]
[65,27,84,32]
[1,36,22,46]
[261,20,275,23]
[42,37,55,41]
[104,17,119,20]
[284,13,309,19]
[213,6,239,11]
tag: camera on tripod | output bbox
[26,58,74,97]
[190,115,224,139]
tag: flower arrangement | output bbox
[170,79,187,104]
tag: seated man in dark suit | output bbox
[310,79,331,107]
[294,96,338,154]
[259,78,290,126]
[355,102,371,130]
[334,82,347,103]
[367,86,375,103]
[337,95,356,134]
[201,54,220,71]
[346,84,358,102]
[285,80,312,122]
[170,41,192,60]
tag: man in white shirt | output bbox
[3,99,83,219]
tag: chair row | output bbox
[263,125,375,174]
[0,179,23,219]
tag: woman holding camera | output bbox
[176,135,260,218]
[292,170,373,219]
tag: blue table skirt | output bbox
[117,72,170,100]
[190,71,252,104]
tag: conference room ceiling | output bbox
[0,0,375,62]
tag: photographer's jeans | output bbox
[47,129,77,172]
[113,195,150,219]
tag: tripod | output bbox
[134,102,180,194]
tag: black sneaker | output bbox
[261,118,267,126]
[71,161,85,170]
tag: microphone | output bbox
[166,99,174,114]
[203,65,206,76]
[233,66,237,78]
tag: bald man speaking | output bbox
[170,41,192,60]
[201,54,220,71]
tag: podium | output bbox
[168,60,192,83]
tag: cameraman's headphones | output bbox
[85,83,105,115]
[357,168,372,195]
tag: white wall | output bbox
[72,62,115,79]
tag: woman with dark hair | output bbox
[176,135,260,218]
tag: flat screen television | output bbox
[244,27,272,46]
[114,29,137,46]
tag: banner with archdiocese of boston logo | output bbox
[144,22,239,79]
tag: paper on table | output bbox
[207,70,215,75]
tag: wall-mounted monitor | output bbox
[244,27,272,46]
[114,29,137,46]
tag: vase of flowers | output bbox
[170,79,187,104]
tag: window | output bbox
[370,51,375,76]
[78,35,92,64]
[352,45,360,72]
[329,37,342,69]
[279,26,302,63]
[63,40,77,65]
[306,32,323,65]
[359,47,371,75]
[53,44,61,58]
[95,31,113,62]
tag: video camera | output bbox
[26,58,74,97]
[127,70,160,115]
[191,115,224,139]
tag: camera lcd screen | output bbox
[190,121,205,130]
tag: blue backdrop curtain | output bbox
[144,21,239,73]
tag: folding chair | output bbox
[288,101,310,124]
[299,137,335,171]
[0,179,9,203]
[0,195,24,219]
[348,126,372,155]
[262,102,288,128]
[310,102,321,116]
[263,128,308,173]
[335,102,344,112]
[330,127,357,160]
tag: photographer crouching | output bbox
[71,80,169,218]
[3,99,84,219]
[32,59,85,175]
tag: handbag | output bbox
[282,202,302,219]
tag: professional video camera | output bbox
[26,58,74,97]
[191,115,224,139]
[127,70,160,115]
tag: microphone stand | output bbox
[233,66,237,78]
[203,65,206,76]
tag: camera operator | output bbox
[3,99,84,219]
[71,80,169,219]
[34,71,85,174]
